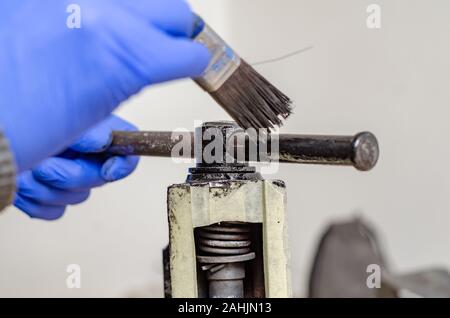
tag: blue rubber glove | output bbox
[14,115,139,220]
[0,0,209,172]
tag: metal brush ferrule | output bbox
[193,23,241,92]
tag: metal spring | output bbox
[196,222,255,269]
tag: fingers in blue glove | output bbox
[97,11,210,86]
[119,0,195,37]
[35,115,139,190]
[14,115,139,220]
[75,0,210,88]
[70,114,136,153]
[101,155,140,182]
[33,157,104,190]
[0,0,211,172]
[33,115,140,189]
[65,115,139,186]
[17,171,91,206]
[32,153,138,191]
[15,195,67,221]
[146,31,211,83]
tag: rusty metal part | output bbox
[109,129,379,171]
[196,222,255,298]
[163,246,172,298]
[196,253,256,264]
[109,131,194,158]
[248,224,266,298]
[188,121,262,182]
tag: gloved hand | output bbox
[14,115,139,220]
[0,0,209,172]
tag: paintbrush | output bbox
[191,15,293,130]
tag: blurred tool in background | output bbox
[309,219,450,298]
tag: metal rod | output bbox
[109,131,379,171]
[278,132,379,171]
[109,131,194,158]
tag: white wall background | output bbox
[1,0,449,297]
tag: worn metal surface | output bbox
[167,179,291,298]
[110,131,194,157]
[196,223,255,298]
[109,129,379,171]
[188,121,262,182]
[278,132,379,171]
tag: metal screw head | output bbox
[352,132,379,171]
[195,121,243,166]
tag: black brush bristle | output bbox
[210,59,293,130]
